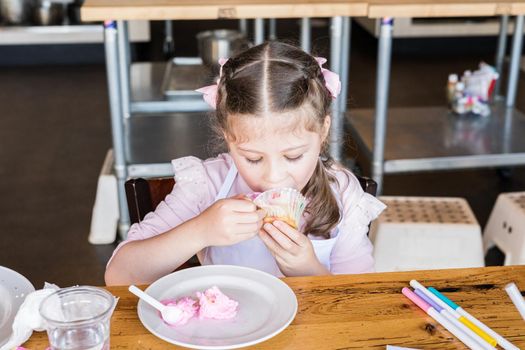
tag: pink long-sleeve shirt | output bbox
[111,153,386,276]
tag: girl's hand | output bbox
[195,197,266,247]
[259,220,330,277]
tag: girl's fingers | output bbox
[272,220,305,245]
[234,210,265,224]
[263,223,296,251]
[235,222,261,235]
[259,230,287,257]
[228,198,258,212]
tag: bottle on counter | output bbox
[447,73,459,104]
[452,82,466,114]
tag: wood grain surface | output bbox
[367,0,517,18]
[81,0,368,21]
[23,266,525,349]
[81,0,525,21]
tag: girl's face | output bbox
[227,114,330,193]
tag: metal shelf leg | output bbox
[506,15,524,108]
[339,17,351,114]
[163,20,175,58]
[372,18,394,194]
[239,19,248,37]
[255,18,265,45]
[301,18,311,53]
[117,20,131,153]
[329,16,343,162]
[494,15,509,99]
[269,18,277,40]
[104,21,130,239]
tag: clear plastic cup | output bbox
[39,286,116,350]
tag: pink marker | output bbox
[402,287,486,350]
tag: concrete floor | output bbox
[0,20,524,288]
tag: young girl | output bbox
[105,41,386,286]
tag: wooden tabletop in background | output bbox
[367,0,524,18]
[80,0,368,21]
[81,0,525,21]
[23,266,525,349]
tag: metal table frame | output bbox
[103,17,352,238]
[367,14,525,193]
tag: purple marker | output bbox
[414,289,443,311]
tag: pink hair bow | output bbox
[195,58,228,110]
[314,57,341,99]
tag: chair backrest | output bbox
[125,175,377,224]
[125,177,175,224]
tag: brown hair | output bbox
[214,41,340,238]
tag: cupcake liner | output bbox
[252,188,306,228]
[244,192,261,201]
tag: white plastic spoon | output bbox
[128,285,183,324]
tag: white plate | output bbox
[0,266,35,347]
[138,265,297,349]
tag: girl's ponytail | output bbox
[301,153,340,238]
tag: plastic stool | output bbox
[483,192,525,265]
[370,196,485,272]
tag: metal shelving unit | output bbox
[350,13,525,194]
[348,102,525,173]
[126,61,216,177]
[129,59,211,114]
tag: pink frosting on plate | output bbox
[161,296,199,326]
[159,286,238,326]
[197,286,239,320]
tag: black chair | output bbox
[125,177,175,225]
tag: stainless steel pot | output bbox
[0,0,31,24]
[196,30,250,70]
[33,0,64,25]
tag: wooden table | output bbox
[81,0,368,20]
[367,0,518,18]
[24,266,525,349]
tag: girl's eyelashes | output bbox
[245,157,263,164]
[285,154,304,162]
[244,154,304,164]
[244,154,303,164]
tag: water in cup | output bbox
[39,286,116,350]
[48,323,109,350]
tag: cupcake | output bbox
[252,188,306,229]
